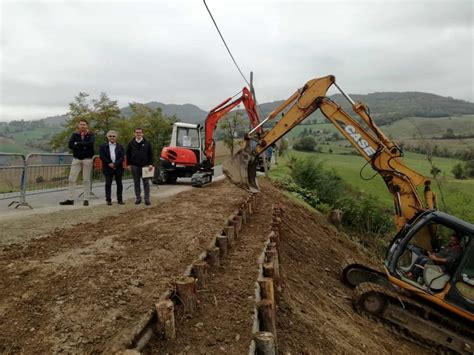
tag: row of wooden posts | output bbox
[250,204,283,355]
[122,194,256,352]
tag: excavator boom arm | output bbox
[317,98,429,229]
[242,75,435,230]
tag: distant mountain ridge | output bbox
[12,91,474,128]
[1,91,473,155]
[237,92,474,125]
[40,102,207,126]
[120,102,207,123]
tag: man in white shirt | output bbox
[99,130,125,205]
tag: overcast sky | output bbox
[0,0,472,122]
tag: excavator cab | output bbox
[386,210,474,316]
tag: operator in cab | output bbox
[409,233,462,280]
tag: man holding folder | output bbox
[126,128,154,205]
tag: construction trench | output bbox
[0,180,428,354]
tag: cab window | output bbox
[455,240,474,301]
[177,128,199,148]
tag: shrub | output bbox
[465,160,474,178]
[293,136,317,151]
[337,195,393,237]
[282,156,394,239]
[452,163,466,179]
[290,157,344,205]
[275,176,320,207]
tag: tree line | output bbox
[49,92,178,163]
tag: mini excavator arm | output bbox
[204,87,261,167]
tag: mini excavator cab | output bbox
[155,87,261,186]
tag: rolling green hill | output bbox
[269,149,474,223]
[285,114,474,159]
[1,91,473,155]
[0,127,62,155]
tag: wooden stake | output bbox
[230,217,240,239]
[267,241,277,252]
[271,222,282,239]
[175,276,197,314]
[239,207,247,224]
[206,246,220,270]
[254,331,276,355]
[155,299,176,340]
[269,232,280,250]
[263,262,274,279]
[192,260,209,289]
[247,199,253,215]
[257,299,276,335]
[216,235,228,259]
[258,277,275,311]
[223,225,235,244]
[232,217,241,236]
[265,250,281,290]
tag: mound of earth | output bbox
[0,180,248,353]
[0,179,428,353]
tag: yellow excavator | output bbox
[225,75,474,353]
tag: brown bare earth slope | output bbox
[0,179,427,353]
[0,180,248,353]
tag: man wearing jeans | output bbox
[126,128,153,205]
[60,119,95,206]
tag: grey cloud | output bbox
[0,0,472,121]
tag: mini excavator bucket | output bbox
[223,145,260,193]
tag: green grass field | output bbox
[269,149,474,223]
[382,115,474,139]
[284,115,474,154]
[0,127,61,154]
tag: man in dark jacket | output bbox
[99,130,125,205]
[126,127,153,205]
[60,119,95,206]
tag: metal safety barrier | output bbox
[0,153,27,207]
[0,152,135,209]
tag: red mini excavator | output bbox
[153,87,261,187]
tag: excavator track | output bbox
[352,282,474,354]
[340,258,390,288]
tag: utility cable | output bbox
[203,0,250,87]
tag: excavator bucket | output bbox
[223,145,260,193]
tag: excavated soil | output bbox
[0,180,248,353]
[0,178,428,354]
[273,191,428,354]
